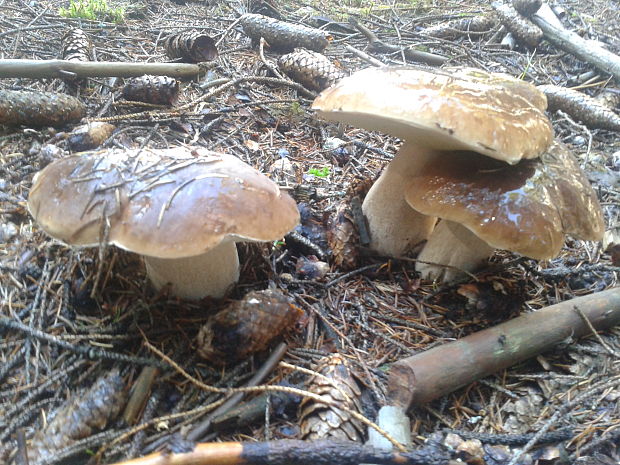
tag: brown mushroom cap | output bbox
[312,66,553,164]
[28,147,300,258]
[404,140,604,260]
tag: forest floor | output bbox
[1,0,619,464]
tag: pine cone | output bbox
[28,370,125,463]
[512,0,542,17]
[122,75,180,106]
[326,202,359,270]
[492,2,543,48]
[67,122,115,151]
[278,49,345,92]
[538,84,620,131]
[62,28,91,62]
[164,30,218,63]
[240,13,331,52]
[595,90,620,109]
[299,354,364,441]
[197,289,302,364]
[0,89,85,127]
[420,15,497,39]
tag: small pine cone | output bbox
[122,75,180,106]
[240,13,331,53]
[512,0,542,17]
[595,90,620,109]
[326,202,359,270]
[0,89,85,127]
[28,369,125,463]
[299,354,364,442]
[164,30,218,63]
[538,84,620,131]
[62,28,91,62]
[197,289,303,365]
[421,15,497,39]
[491,1,543,48]
[67,122,115,151]
[278,49,345,92]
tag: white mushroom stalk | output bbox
[144,240,239,300]
[414,220,495,282]
[362,141,437,256]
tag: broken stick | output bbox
[107,439,449,465]
[388,287,620,408]
[0,59,202,79]
[531,14,620,83]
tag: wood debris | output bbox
[299,354,364,441]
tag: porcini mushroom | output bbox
[312,66,553,256]
[405,140,605,281]
[27,147,299,299]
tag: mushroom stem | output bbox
[415,220,495,282]
[362,141,437,256]
[144,240,240,300]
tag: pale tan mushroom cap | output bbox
[28,147,300,259]
[312,66,553,164]
[404,141,604,259]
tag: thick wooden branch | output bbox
[531,15,620,83]
[388,287,620,409]
[109,439,449,465]
[0,59,201,79]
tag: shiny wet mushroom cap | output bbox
[404,140,605,281]
[311,66,553,257]
[28,147,300,299]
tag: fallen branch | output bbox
[388,287,620,408]
[531,14,620,83]
[349,17,448,67]
[108,439,450,465]
[0,59,202,79]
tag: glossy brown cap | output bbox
[28,147,300,258]
[312,66,553,164]
[404,141,604,259]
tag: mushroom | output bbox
[312,66,553,256]
[405,140,605,281]
[27,147,299,299]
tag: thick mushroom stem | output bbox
[362,142,437,256]
[144,240,240,300]
[415,220,495,282]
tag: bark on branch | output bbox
[531,14,620,83]
[108,439,449,465]
[0,59,202,79]
[388,287,620,409]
